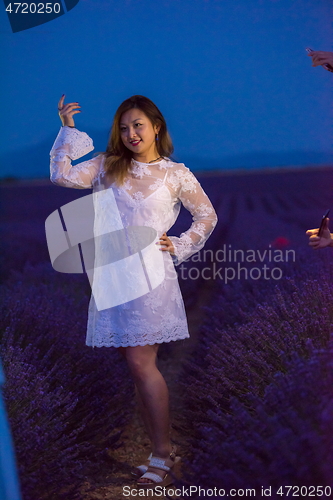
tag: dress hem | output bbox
[86,334,190,348]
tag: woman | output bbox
[50,94,218,488]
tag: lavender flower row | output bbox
[176,245,333,490]
[0,261,134,500]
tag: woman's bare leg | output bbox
[118,347,154,444]
[119,344,173,483]
[135,384,154,444]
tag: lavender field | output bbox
[1,166,333,499]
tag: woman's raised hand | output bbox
[58,94,81,127]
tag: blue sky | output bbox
[0,0,332,178]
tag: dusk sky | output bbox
[0,0,332,179]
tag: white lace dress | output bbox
[50,126,218,348]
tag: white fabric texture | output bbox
[50,126,218,348]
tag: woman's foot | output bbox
[132,452,152,477]
[137,446,179,488]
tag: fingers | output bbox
[156,233,174,253]
[306,220,331,249]
[59,103,80,112]
[57,94,80,112]
[313,57,330,64]
[58,102,81,119]
[306,227,320,249]
[157,233,168,247]
[307,233,322,250]
[312,60,329,67]
[308,51,333,66]
[309,51,329,58]
[58,94,65,109]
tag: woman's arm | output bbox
[50,126,102,189]
[167,164,218,266]
[50,94,103,189]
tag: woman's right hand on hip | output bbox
[58,94,81,127]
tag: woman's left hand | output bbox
[156,232,175,255]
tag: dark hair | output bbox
[96,95,174,187]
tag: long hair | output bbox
[96,95,174,187]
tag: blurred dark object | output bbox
[0,359,22,500]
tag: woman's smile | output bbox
[120,108,160,162]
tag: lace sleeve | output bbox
[50,126,103,189]
[167,164,218,266]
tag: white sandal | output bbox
[137,446,180,489]
[132,452,152,477]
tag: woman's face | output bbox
[120,108,160,158]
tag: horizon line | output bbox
[1,163,333,187]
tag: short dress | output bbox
[50,126,218,348]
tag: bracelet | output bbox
[62,125,76,128]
